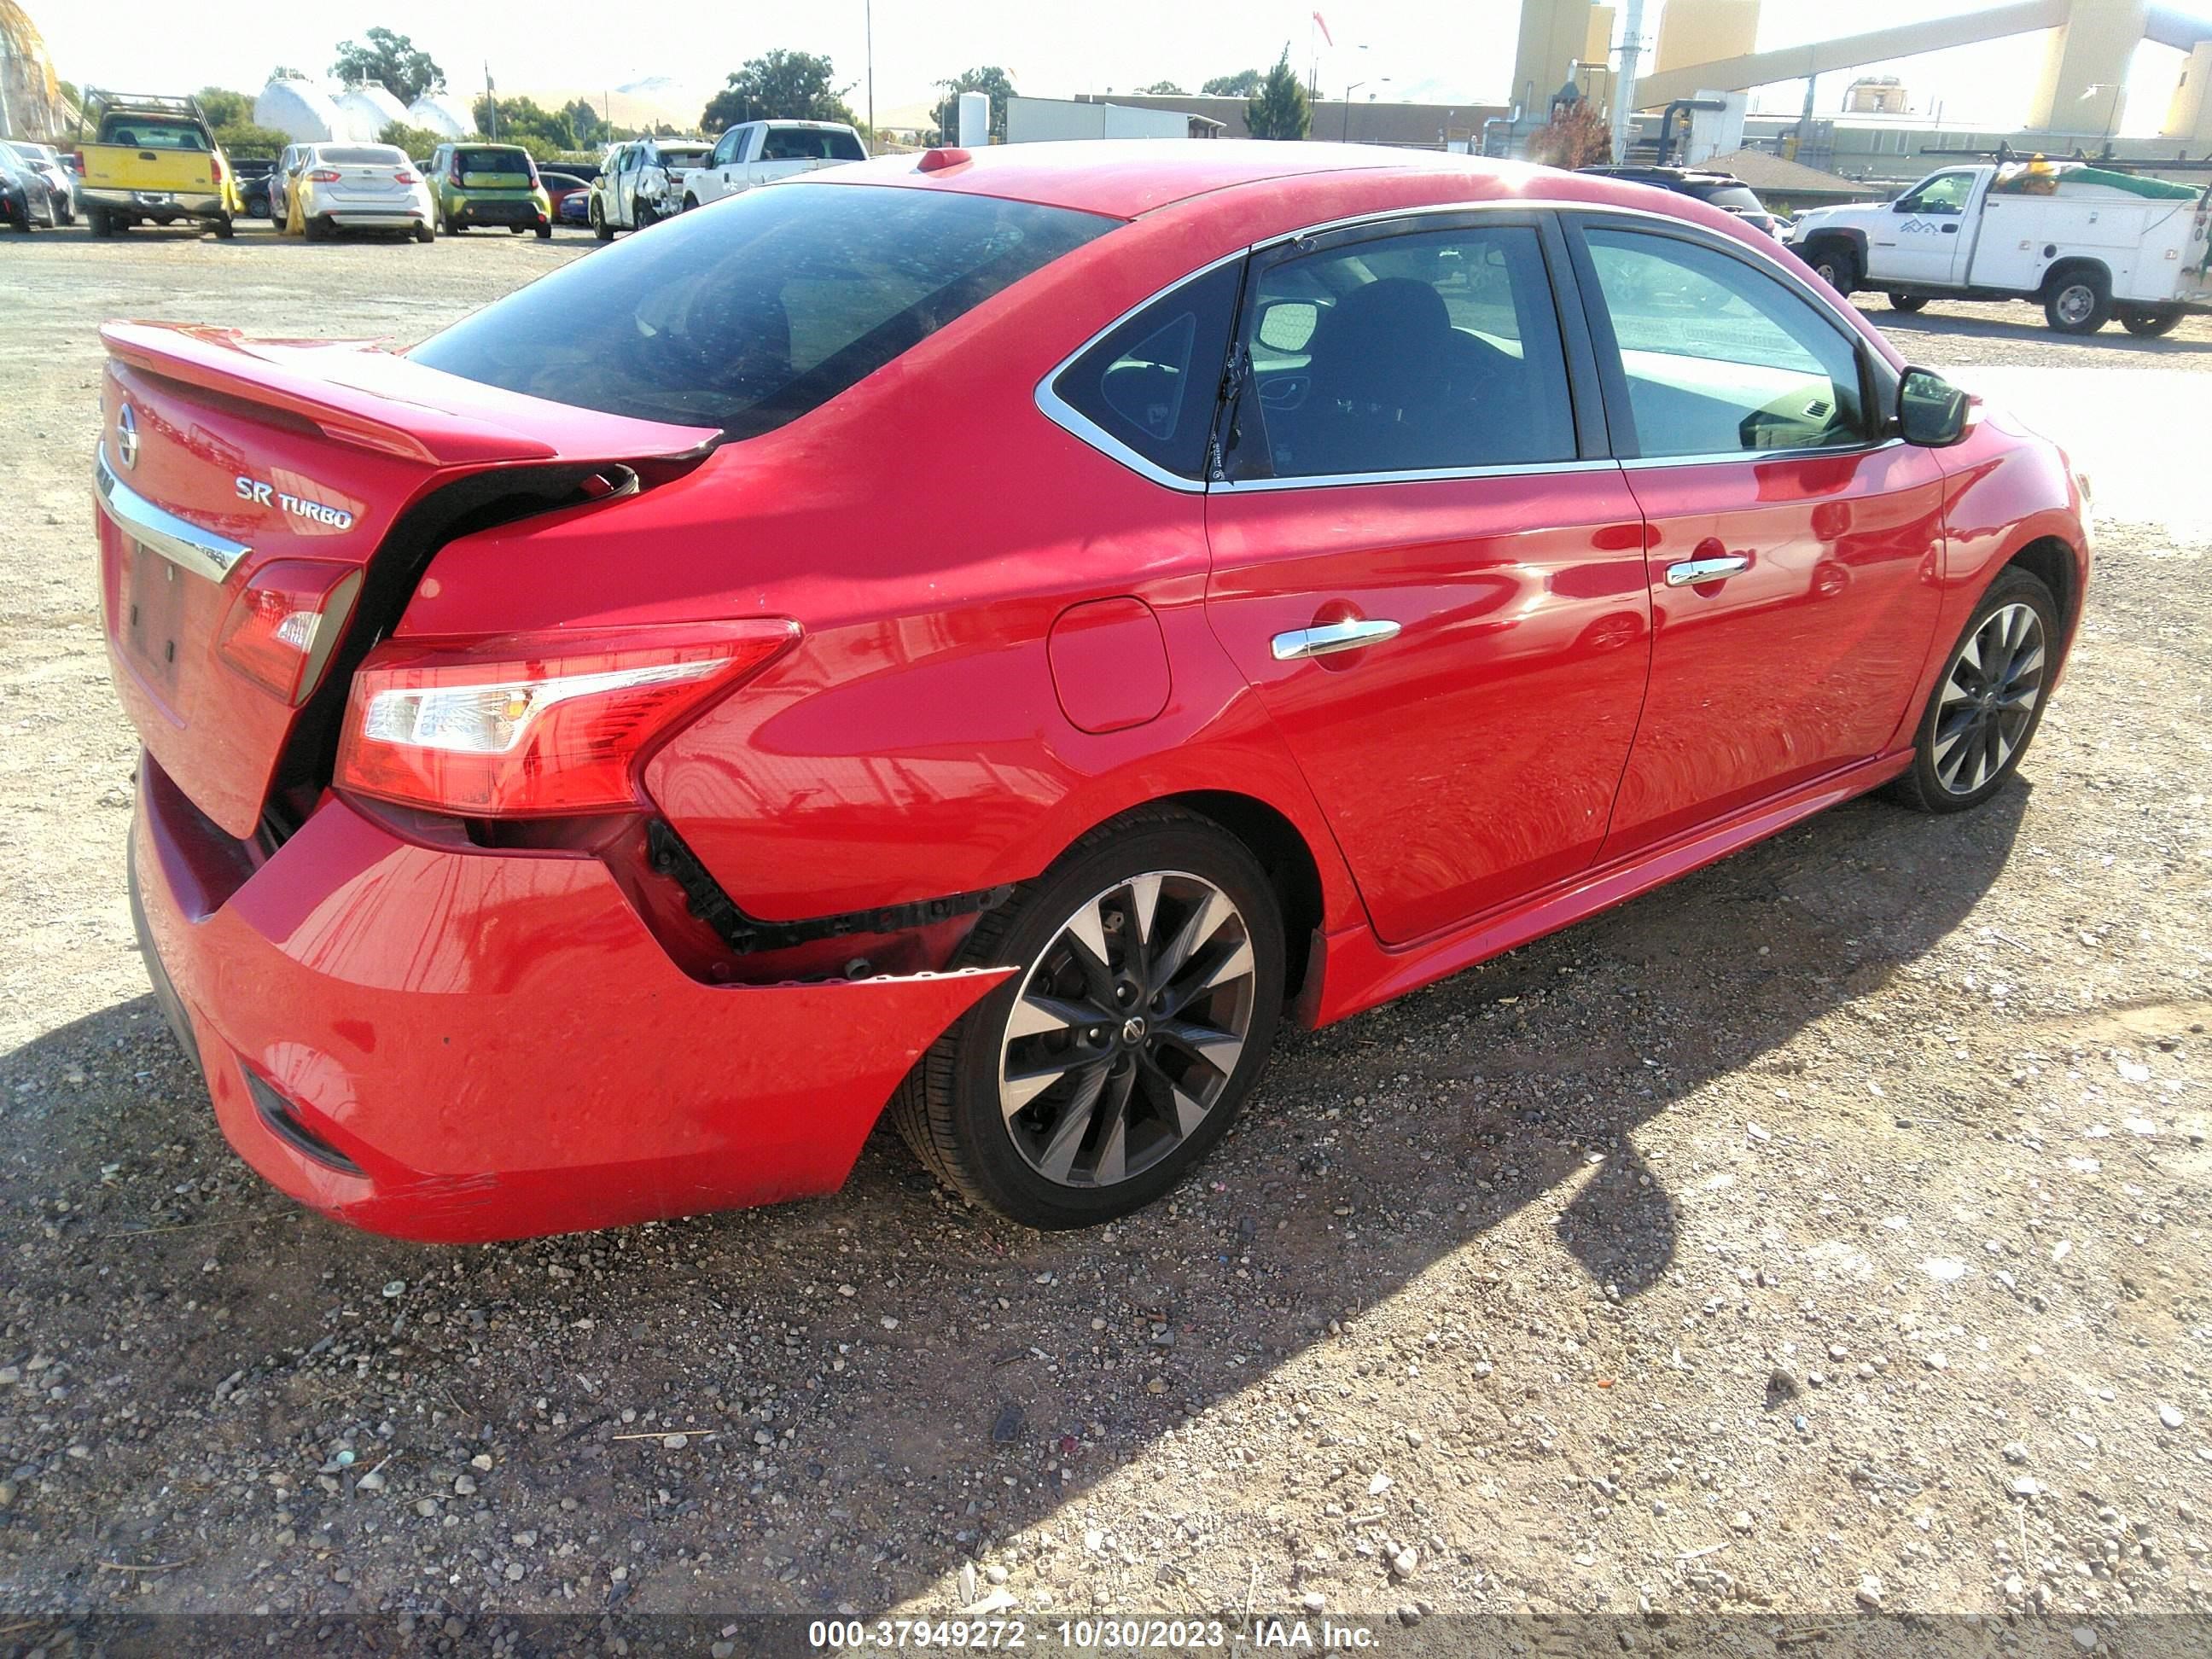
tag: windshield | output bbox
[412,181,1111,436]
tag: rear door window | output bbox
[412,182,1112,436]
[763,128,864,161]
[1051,260,1241,480]
[1225,221,1580,480]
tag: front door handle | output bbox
[1664,555,1751,588]
[1271,617,1402,661]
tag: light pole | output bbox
[864,0,875,142]
[1342,77,1387,143]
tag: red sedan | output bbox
[98,143,2087,1242]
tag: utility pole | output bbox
[1607,0,1646,164]
[485,63,498,138]
[865,0,875,139]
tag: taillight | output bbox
[393,169,419,184]
[211,152,226,183]
[217,561,363,705]
[335,621,800,818]
[306,167,341,183]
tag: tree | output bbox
[1138,80,1185,96]
[196,88,254,129]
[1202,69,1262,96]
[268,67,307,84]
[559,99,602,148]
[1244,49,1309,142]
[212,122,292,161]
[931,66,1016,143]
[379,122,449,160]
[1526,99,1611,169]
[702,50,858,133]
[470,96,585,158]
[331,28,445,106]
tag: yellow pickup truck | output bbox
[76,91,240,238]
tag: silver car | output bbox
[273,143,435,242]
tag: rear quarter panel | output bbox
[394,191,1371,934]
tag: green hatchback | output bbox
[427,143,552,238]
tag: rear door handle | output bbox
[1664,555,1750,587]
[1271,617,1401,661]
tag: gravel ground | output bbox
[0,221,2208,1646]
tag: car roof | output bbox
[804,139,1604,221]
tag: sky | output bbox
[25,0,2203,135]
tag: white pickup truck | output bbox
[1788,161,2212,335]
[678,120,869,211]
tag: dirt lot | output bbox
[1,220,2209,1647]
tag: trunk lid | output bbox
[96,321,718,841]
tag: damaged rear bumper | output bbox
[129,755,1006,1243]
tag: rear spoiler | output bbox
[100,322,720,469]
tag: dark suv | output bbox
[1577,166,1782,236]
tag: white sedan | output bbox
[289,143,435,242]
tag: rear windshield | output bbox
[762,128,864,162]
[655,148,710,166]
[412,182,1111,437]
[319,146,406,166]
[1693,183,1767,214]
[457,148,533,176]
[101,119,207,150]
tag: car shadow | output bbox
[0,781,2031,1618]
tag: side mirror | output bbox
[1897,366,1970,447]
[1255,300,1318,354]
[1892,197,1917,212]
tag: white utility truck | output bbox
[678,120,868,211]
[1787,160,2212,335]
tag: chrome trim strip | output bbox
[94,445,253,583]
[1619,437,1906,471]
[1032,194,1882,493]
[1216,457,1620,494]
[1032,247,1249,496]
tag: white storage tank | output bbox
[254,79,344,143]
[332,84,407,142]
[405,93,477,137]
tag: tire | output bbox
[302,213,329,242]
[87,207,114,236]
[891,806,1287,1230]
[1887,292,1928,312]
[414,221,435,243]
[534,221,552,240]
[2044,266,2113,335]
[2121,305,2184,338]
[212,213,234,240]
[1806,242,1857,294]
[635,200,658,230]
[682,195,699,212]
[1888,568,2061,814]
[444,207,466,235]
[591,198,612,241]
